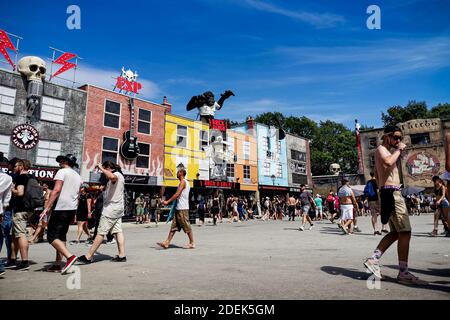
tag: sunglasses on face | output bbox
[390,134,403,141]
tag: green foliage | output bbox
[381,101,448,126]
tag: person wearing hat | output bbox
[364,125,426,285]
[135,193,145,224]
[40,154,82,274]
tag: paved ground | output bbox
[1,214,449,300]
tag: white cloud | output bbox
[243,0,345,28]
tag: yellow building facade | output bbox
[164,114,209,187]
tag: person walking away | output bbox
[78,161,127,263]
[0,171,12,276]
[299,185,315,231]
[135,193,145,224]
[314,194,323,221]
[29,183,52,244]
[157,169,194,249]
[327,191,337,223]
[39,154,82,274]
[338,178,359,235]
[197,196,206,226]
[211,193,220,225]
[364,126,426,284]
[430,176,450,237]
[287,195,296,221]
[71,184,92,244]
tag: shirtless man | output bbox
[364,126,426,284]
[288,195,297,221]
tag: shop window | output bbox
[368,137,377,149]
[36,140,61,166]
[41,96,65,123]
[137,109,152,135]
[102,137,119,163]
[0,134,10,159]
[226,163,235,178]
[410,133,430,145]
[136,142,150,168]
[104,100,121,129]
[0,85,16,114]
[199,130,209,151]
[176,125,187,148]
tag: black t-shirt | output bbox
[12,174,30,212]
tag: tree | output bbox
[429,103,450,119]
[381,100,429,126]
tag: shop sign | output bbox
[194,179,239,189]
[259,185,289,191]
[116,67,142,94]
[124,174,157,185]
[209,119,229,131]
[11,124,39,150]
[406,152,440,179]
[0,165,58,181]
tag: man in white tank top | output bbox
[157,168,195,249]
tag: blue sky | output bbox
[1,0,449,129]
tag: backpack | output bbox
[364,181,377,199]
[23,175,44,210]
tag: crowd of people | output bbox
[1,125,449,286]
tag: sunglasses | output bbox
[390,134,403,141]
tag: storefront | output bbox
[259,185,290,200]
[0,165,59,186]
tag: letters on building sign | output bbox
[406,152,440,179]
[117,77,142,94]
[209,119,228,131]
[194,179,239,189]
[0,166,57,180]
[400,120,439,132]
[11,124,39,150]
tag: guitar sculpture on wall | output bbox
[120,96,140,160]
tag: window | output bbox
[228,136,235,154]
[102,137,119,163]
[264,162,270,176]
[410,133,430,145]
[176,125,187,148]
[137,109,152,134]
[0,134,10,159]
[291,150,306,162]
[243,141,250,160]
[41,96,65,123]
[368,137,377,149]
[136,143,150,168]
[292,173,307,185]
[104,100,121,129]
[262,136,268,151]
[199,130,209,151]
[276,163,283,178]
[36,140,61,166]
[0,85,16,114]
[226,163,235,178]
[370,155,375,168]
[277,141,281,154]
[243,165,250,179]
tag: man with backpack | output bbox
[10,159,43,271]
[365,172,388,235]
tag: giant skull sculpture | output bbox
[329,163,341,175]
[18,56,46,119]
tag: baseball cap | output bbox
[383,125,402,135]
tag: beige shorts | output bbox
[388,191,411,233]
[369,201,379,215]
[97,216,122,236]
[12,211,31,238]
[170,210,192,233]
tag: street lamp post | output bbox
[271,174,276,199]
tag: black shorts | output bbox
[47,210,76,243]
[76,211,88,222]
[288,205,295,215]
[211,207,219,215]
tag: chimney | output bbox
[246,116,255,136]
[162,96,172,113]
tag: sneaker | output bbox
[106,239,116,245]
[364,258,381,279]
[15,261,30,271]
[0,270,5,277]
[61,255,78,275]
[111,256,127,262]
[77,255,93,264]
[381,229,389,233]
[397,272,428,285]
[69,240,79,245]
[354,226,362,233]
[4,259,17,269]
[375,231,382,236]
[309,225,314,230]
[46,264,62,273]
[299,226,304,231]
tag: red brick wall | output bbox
[79,85,169,184]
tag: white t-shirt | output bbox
[54,168,82,211]
[176,178,190,210]
[102,172,125,219]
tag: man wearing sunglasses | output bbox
[364,125,426,285]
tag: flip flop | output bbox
[156,242,169,249]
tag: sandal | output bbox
[184,244,195,249]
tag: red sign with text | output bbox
[209,119,229,131]
[117,77,142,94]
